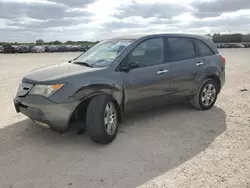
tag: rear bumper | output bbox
[220,68,226,90]
[14,95,79,132]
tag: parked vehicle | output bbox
[78,46,87,52]
[31,46,45,53]
[17,45,29,53]
[83,45,91,52]
[216,44,221,48]
[218,44,231,48]
[44,45,50,52]
[0,45,3,53]
[29,45,35,52]
[70,45,80,52]
[230,44,243,48]
[225,44,232,48]
[66,45,73,52]
[243,44,250,48]
[47,45,59,52]
[58,45,68,52]
[3,44,16,53]
[14,33,226,144]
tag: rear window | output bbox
[195,39,214,57]
[168,38,196,61]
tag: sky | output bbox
[0,0,250,42]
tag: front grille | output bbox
[17,82,34,97]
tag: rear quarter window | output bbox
[195,39,215,57]
[168,38,196,61]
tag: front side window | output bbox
[129,38,164,68]
[73,39,133,68]
[168,38,196,61]
[195,39,214,57]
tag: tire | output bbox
[190,79,219,110]
[86,95,119,144]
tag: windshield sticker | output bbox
[117,41,131,46]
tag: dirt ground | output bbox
[0,50,249,188]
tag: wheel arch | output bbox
[68,84,124,129]
[205,74,221,93]
[195,73,221,97]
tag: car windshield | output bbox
[73,39,133,68]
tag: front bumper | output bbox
[14,95,79,132]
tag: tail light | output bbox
[222,56,226,64]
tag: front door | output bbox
[120,37,171,111]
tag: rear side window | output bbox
[168,38,196,61]
[195,39,214,57]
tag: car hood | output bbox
[22,62,104,83]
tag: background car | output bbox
[17,45,30,53]
[216,44,221,48]
[58,45,68,52]
[70,45,80,52]
[222,44,231,48]
[83,45,91,52]
[2,44,16,53]
[243,44,250,48]
[230,44,243,48]
[44,45,50,52]
[31,46,45,53]
[0,45,3,53]
[78,46,86,52]
[66,45,73,52]
[47,45,59,52]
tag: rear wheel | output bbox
[190,79,218,110]
[86,95,118,144]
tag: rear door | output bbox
[167,37,205,98]
[121,37,171,111]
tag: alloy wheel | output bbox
[104,102,117,135]
[201,83,216,106]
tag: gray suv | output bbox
[14,34,226,144]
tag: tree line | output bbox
[1,33,250,46]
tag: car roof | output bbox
[109,33,211,41]
[107,33,218,54]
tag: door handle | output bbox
[157,70,169,75]
[196,62,204,67]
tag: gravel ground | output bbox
[0,50,249,188]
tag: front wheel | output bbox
[190,79,219,110]
[86,95,119,144]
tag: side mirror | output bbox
[120,61,139,72]
[128,61,139,69]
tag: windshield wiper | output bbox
[72,61,93,68]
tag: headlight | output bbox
[29,84,65,97]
